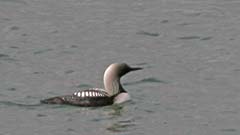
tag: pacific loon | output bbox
[41,63,142,107]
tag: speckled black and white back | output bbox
[41,88,114,107]
[73,88,109,98]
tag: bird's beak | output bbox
[130,67,143,71]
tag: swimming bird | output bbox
[40,63,142,107]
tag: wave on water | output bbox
[123,77,168,86]
[0,101,41,108]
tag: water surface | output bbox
[1,0,240,135]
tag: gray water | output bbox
[1,0,240,134]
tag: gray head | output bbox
[103,63,142,96]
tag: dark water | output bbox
[1,0,240,135]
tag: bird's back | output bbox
[41,88,114,107]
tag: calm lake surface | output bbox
[1,0,240,135]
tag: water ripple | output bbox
[64,70,75,74]
[106,119,136,133]
[0,54,16,62]
[220,128,237,132]
[33,48,53,55]
[123,77,168,86]
[0,0,26,4]
[178,36,201,40]
[104,104,124,117]
[0,101,41,109]
[134,62,148,66]
[136,31,160,37]
[177,36,213,41]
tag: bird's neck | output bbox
[103,69,125,96]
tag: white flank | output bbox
[82,92,85,97]
[114,93,131,104]
[89,92,92,97]
[78,92,81,97]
